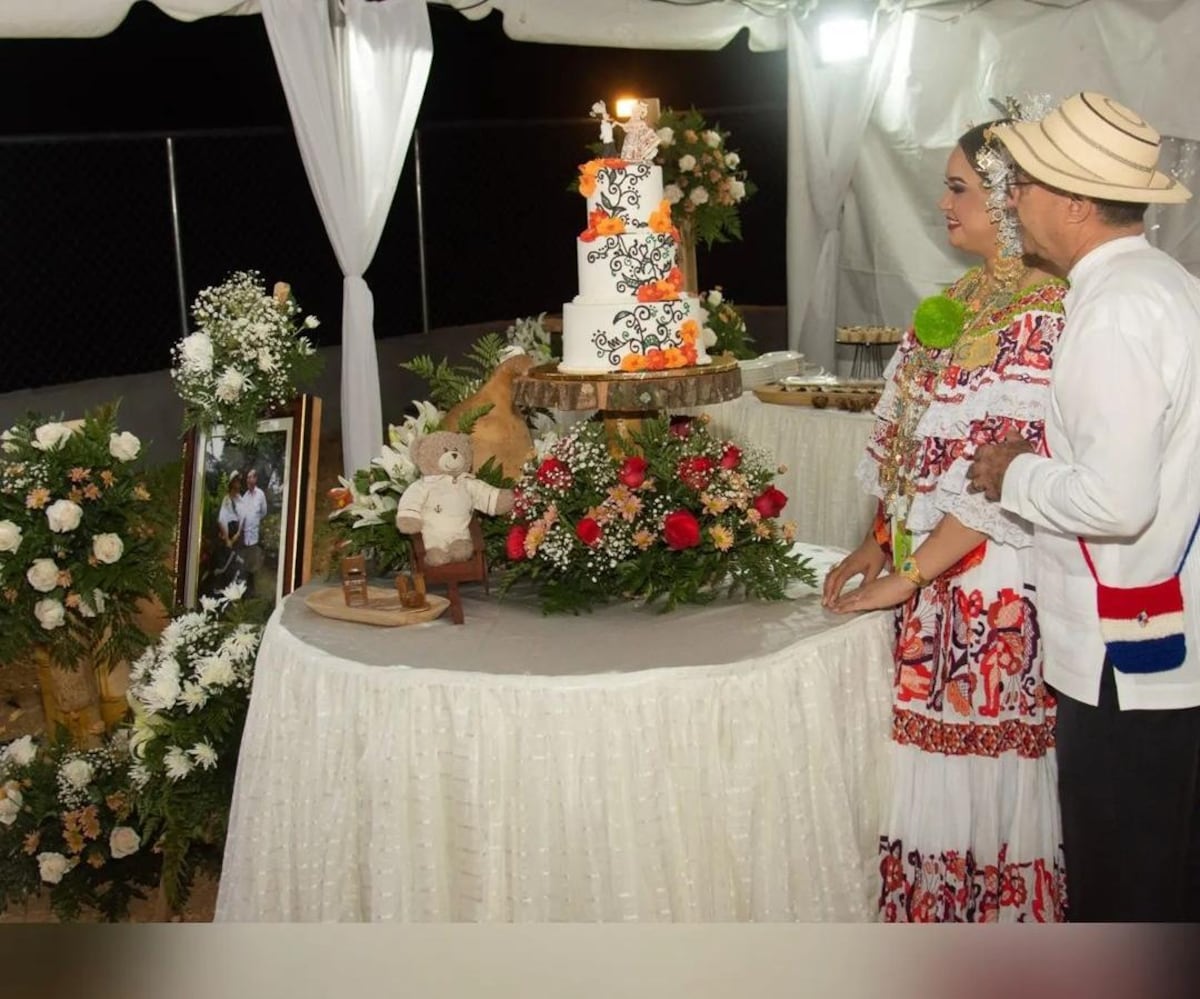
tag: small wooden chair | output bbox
[409,516,489,625]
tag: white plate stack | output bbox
[757,350,807,382]
[737,357,777,390]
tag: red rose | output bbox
[719,445,742,470]
[668,416,694,439]
[505,525,528,561]
[662,509,701,550]
[619,455,648,488]
[752,486,787,519]
[677,456,714,490]
[575,517,602,547]
[536,457,572,489]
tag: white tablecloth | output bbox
[214,544,894,923]
[697,394,877,552]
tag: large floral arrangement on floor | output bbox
[0,733,160,921]
[125,581,264,910]
[655,108,755,248]
[501,416,813,613]
[0,407,173,670]
[171,271,322,444]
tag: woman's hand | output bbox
[828,571,916,614]
[821,536,888,608]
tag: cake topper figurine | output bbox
[618,100,660,163]
[590,100,620,158]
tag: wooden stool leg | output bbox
[447,582,464,624]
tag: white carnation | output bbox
[109,826,141,859]
[145,672,181,712]
[31,422,74,451]
[46,499,83,533]
[3,734,36,766]
[729,179,746,202]
[663,184,683,205]
[678,154,697,172]
[37,852,72,884]
[199,595,221,614]
[724,152,740,169]
[0,520,23,554]
[108,431,141,462]
[92,533,124,564]
[656,126,674,147]
[215,366,247,403]
[0,429,17,454]
[179,332,214,374]
[34,598,66,631]
[179,681,209,713]
[689,186,710,205]
[59,757,94,791]
[164,745,193,781]
[26,558,60,593]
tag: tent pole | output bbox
[414,127,430,334]
[164,136,188,338]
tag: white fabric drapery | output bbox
[261,0,432,475]
[784,9,904,367]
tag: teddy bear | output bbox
[394,431,514,566]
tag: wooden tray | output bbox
[753,382,881,411]
[304,585,450,627]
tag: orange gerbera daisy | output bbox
[678,319,700,345]
[595,215,625,236]
[619,353,648,372]
[648,200,675,233]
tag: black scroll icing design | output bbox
[593,162,654,221]
[584,233,676,294]
[591,300,691,367]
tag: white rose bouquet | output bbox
[125,582,264,911]
[0,406,173,671]
[171,271,322,444]
[654,107,755,248]
[0,732,160,921]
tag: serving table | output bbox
[214,544,893,923]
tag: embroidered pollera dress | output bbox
[857,269,1069,922]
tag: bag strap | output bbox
[1077,509,1200,584]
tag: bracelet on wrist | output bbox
[897,555,928,588]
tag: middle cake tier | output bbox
[575,231,680,301]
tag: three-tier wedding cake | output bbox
[560,157,712,375]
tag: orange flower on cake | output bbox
[619,353,648,373]
[577,159,602,198]
[594,215,625,237]
[648,200,680,240]
[661,347,687,369]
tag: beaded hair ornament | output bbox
[976,94,1054,257]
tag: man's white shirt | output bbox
[237,487,268,546]
[1001,235,1200,709]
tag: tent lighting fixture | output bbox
[816,13,872,63]
[615,97,640,119]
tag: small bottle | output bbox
[340,554,369,607]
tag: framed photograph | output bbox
[174,395,322,611]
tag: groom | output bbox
[967,93,1200,922]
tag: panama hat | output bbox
[990,92,1191,204]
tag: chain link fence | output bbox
[0,106,786,395]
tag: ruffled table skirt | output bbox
[214,545,893,922]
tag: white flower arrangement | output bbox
[171,271,322,444]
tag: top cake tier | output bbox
[581,161,664,227]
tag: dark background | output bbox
[0,3,789,392]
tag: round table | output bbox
[214,544,894,922]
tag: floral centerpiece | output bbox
[125,581,264,910]
[0,406,172,672]
[171,271,322,444]
[655,108,754,249]
[0,733,160,921]
[700,287,756,359]
[501,416,813,614]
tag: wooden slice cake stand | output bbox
[513,353,742,441]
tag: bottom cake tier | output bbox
[560,297,712,374]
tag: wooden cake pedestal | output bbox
[513,353,742,442]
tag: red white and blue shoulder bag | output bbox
[1078,513,1200,674]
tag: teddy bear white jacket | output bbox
[395,474,505,551]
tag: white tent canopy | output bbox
[4,0,1200,450]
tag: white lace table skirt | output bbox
[215,545,893,922]
[696,394,877,551]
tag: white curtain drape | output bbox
[261,0,432,475]
[784,10,903,366]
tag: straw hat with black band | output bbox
[989,92,1191,205]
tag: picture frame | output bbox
[174,395,322,611]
